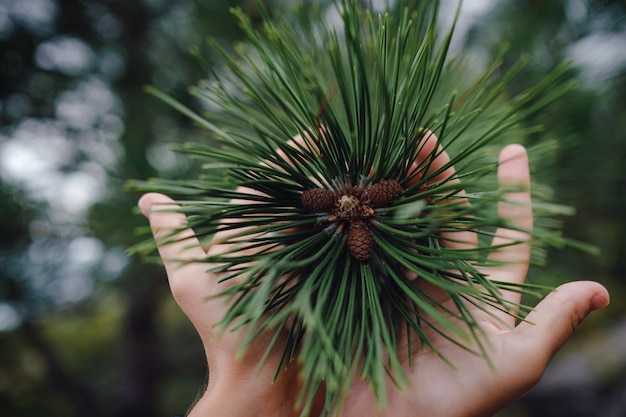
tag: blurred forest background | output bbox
[0,0,624,416]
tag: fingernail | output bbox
[138,195,152,218]
[591,293,610,311]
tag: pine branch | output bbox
[127,1,584,414]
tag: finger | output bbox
[206,186,269,258]
[409,131,477,250]
[514,281,609,370]
[265,133,327,189]
[487,145,532,282]
[413,130,456,186]
[139,193,216,312]
[278,133,320,162]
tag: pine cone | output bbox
[347,224,373,263]
[301,188,336,212]
[367,180,402,207]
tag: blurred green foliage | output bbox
[0,0,624,416]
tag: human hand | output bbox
[338,140,610,417]
[138,136,609,417]
[138,190,323,417]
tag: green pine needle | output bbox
[128,0,584,415]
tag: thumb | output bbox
[138,193,208,291]
[515,281,609,365]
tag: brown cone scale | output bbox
[301,188,336,212]
[367,180,402,207]
[347,223,373,262]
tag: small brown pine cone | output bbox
[347,224,373,263]
[301,188,336,212]
[367,180,402,207]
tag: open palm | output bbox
[139,139,608,417]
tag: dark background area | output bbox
[0,0,624,416]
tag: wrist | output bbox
[187,391,297,417]
[186,375,307,417]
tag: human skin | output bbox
[138,136,609,417]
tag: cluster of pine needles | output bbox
[129,0,585,415]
